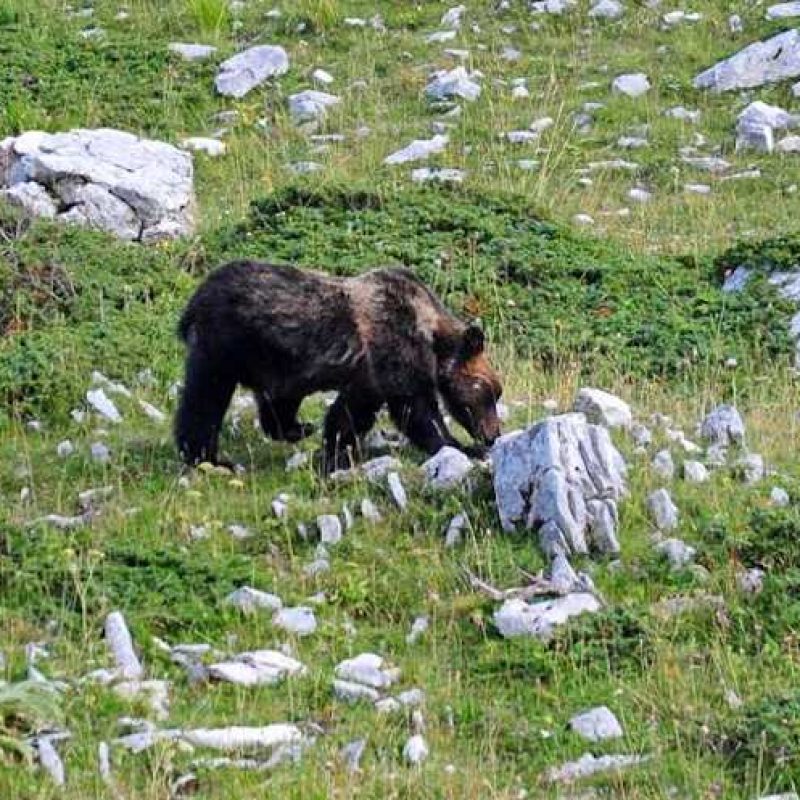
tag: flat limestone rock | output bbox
[492,413,627,556]
[694,30,800,92]
[225,586,283,613]
[214,45,289,98]
[169,43,217,61]
[182,725,303,751]
[493,593,601,639]
[545,752,650,783]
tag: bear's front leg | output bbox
[175,349,238,467]
[257,395,315,442]
[388,395,483,458]
[322,393,381,474]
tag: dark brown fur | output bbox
[175,261,502,472]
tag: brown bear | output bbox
[175,261,503,473]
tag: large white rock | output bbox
[694,30,800,92]
[573,388,632,429]
[492,414,627,556]
[214,45,289,98]
[1,128,194,241]
[494,593,601,639]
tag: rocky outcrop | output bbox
[0,128,195,241]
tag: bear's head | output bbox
[437,324,503,447]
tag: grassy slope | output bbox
[2,0,800,798]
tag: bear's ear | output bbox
[461,324,485,360]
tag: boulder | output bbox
[215,45,289,98]
[694,30,800,92]
[0,128,194,241]
[492,414,627,556]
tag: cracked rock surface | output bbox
[1,128,195,241]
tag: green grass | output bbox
[3,0,800,798]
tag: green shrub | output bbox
[701,691,800,789]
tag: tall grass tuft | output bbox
[186,0,229,39]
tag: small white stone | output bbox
[647,488,679,531]
[652,449,675,479]
[403,734,429,765]
[361,498,382,523]
[771,487,790,506]
[736,567,765,595]
[611,73,651,97]
[317,514,343,545]
[569,706,624,741]
[273,607,317,636]
[225,586,283,614]
[628,187,652,203]
[406,616,429,644]
[656,537,696,569]
[388,472,408,510]
[181,137,226,157]
[683,461,709,483]
[685,183,711,195]
[573,387,632,429]
[312,68,334,85]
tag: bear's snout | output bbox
[478,412,501,445]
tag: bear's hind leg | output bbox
[323,393,381,474]
[175,349,237,466]
[256,395,314,442]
